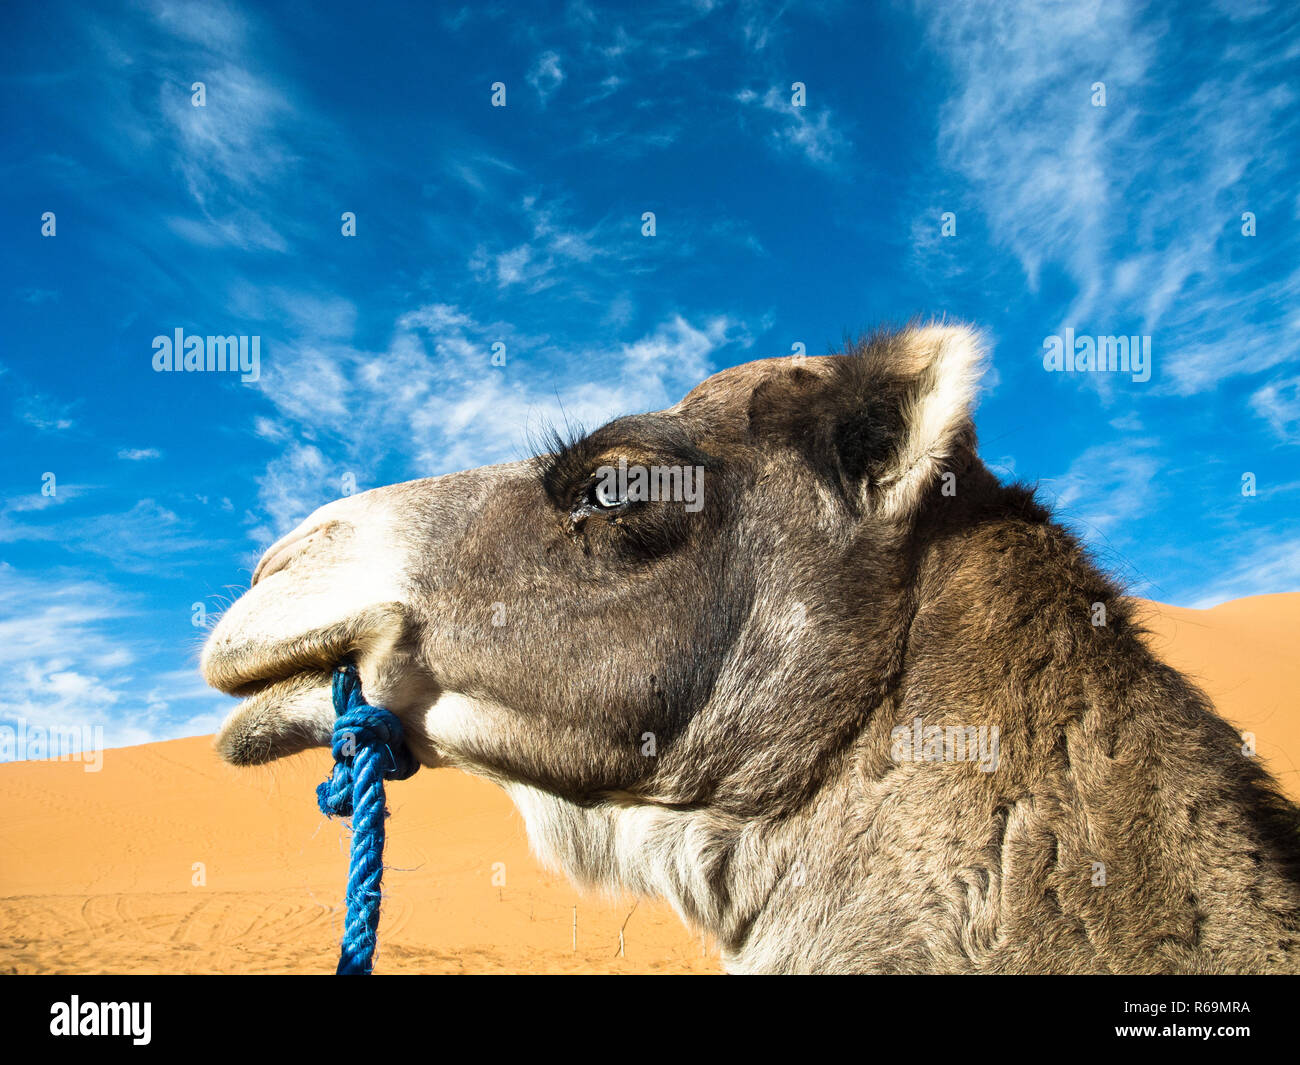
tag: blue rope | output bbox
[316,663,419,975]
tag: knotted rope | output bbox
[316,663,419,975]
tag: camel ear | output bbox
[868,325,977,520]
[811,323,985,521]
[747,322,985,519]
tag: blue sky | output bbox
[3,0,1298,753]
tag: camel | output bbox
[202,323,1300,974]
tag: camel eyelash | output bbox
[531,418,717,512]
[530,423,601,507]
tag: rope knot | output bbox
[331,708,404,760]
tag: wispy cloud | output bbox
[0,565,226,756]
[67,0,338,257]
[916,0,1300,400]
[1249,376,1300,442]
[1041,438,1164,535]
[1,498,224,575]
[17,393,77,432]
[736,85,849,167]
[466,193,629,293]
[1037,438,1168,594]
[250,442,331,546]
[247,303,750,538]
[527,50,565,104]
[1188,534,1300,609]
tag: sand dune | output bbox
[2,594,1296,974]
[0,741,714,974]
[1134,594,1300,802]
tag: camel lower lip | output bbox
[214,672,335,766]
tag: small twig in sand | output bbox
[615,900,639,958]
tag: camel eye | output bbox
[591,479,628,509]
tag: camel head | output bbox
[204,323,992,948]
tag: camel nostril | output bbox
[252,524,332,586]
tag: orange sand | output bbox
[1,595,1296,974]
[1135,594,1300,803]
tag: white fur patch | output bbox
[877,323,986,518]
[504,783,740,935]
[422,691,507,755]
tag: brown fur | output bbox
[204,324,1300,973]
